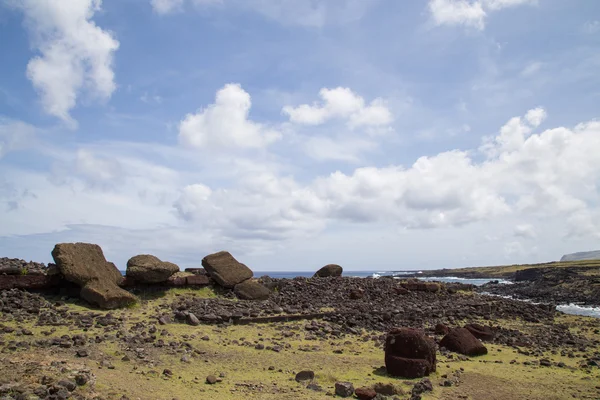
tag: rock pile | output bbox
[0,257,47,275]
[384,328,436,378]
[202,251,270,300]
[51,243,137,309]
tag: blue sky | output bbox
[1,0,600,271]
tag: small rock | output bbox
[335,382,354,398]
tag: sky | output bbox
[0,0,599,272]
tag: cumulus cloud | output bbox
[428,0,536,30]
[10,0,119,127]
[174,107,600,241]
[514,223,536,238]
[0,118,37,159]
[178,83,281,149]
[282,87,393,128]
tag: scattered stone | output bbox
[234,280,271,300]
[373,382,403,396]
[295,370,314,382]
[187,313,200,326]
[335,382,354,397]
[206,375,218,384]
[355,387,377,400]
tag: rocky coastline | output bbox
[1,246,599,399]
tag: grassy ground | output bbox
[1,289,599,400]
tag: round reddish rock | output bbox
[464,323,495,341]
[384,328,436,378]
[440,327,488,356]
[355,387,377,400]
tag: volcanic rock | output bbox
[384,328,436,378]
[464,323,495,341]
[355,387,377,400]
[52,243,137,309]
[126,254,179,283]
[80,279,137,310]
[314,264,343,277]
[335,382,354,397]
[294,370,314,382]
[201,251,253,288]
[440,328,488,356]
[234,280,271,300]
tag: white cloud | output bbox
[524,107,546,127]
[428,0,536,30]
[514,223,536,238]
[0,118,37,159]
[11,0,119,127]
[521,61,543,77]
[282,87,393,128]
[150,0,185,14]
[303,136,377,163]
[582,20,600,35]
[178,83,282,149]
[150,0,372,27]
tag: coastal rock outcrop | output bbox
[384,328,436,378]
[51,243,137,309]
[313,264,343,277]
[201,251,253,288]
[126,254,179,283]
[440,327,488,356]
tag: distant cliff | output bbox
[560,250,600,262]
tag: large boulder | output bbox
[313,264,343,277]
[80,280,137,310]
[126,254,179,283]
[464,323,495,341]
[201,251,253,288]
[384,328,436,378]
[440,328,488,356]
[51,243,137,309]
[234,280,271,300]
[51,243,123,286]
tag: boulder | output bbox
[52,243,123,287]
[464,323,495,341]
[440,328,488,356]
[373,382,403,396]
[334,382,354,398]
[52,243,137,309]
[313,264,343,277]
[384,328,436,378]
[401,279,440,293]
[435,323,450,335]
[80,280,137,310]
[355,387,377,400]
[201,251,253,288]
[294,370,314,382]
[234,280,271,300]
[126,254,179,283]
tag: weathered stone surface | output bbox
[335,382,354,397]
[355,387,377,400]
[184,268,207,275]
[186,274,210,286]
[440,327,488,356]
[51,243,137,309]
[0,275,62,290]
[464,323,495,341]
[313,264,343,277]
[80,280,137,310]
[384,328,436,378]
[201,251,253,288]
[51,243,123,287]
[234,280,271,300]
[126,254,179,283]
[294,370,314,382]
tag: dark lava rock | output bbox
[294,370,314,382]
[126,254,179,283]
[384,328,436,378]
[464,323,495,341]
[334,382,354,397]
[314,264,343,277]
[201,251,253,288]
[435,323,449,335]
[440,328,488,356]
[234,280,271,300]
[187,313,200,326]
